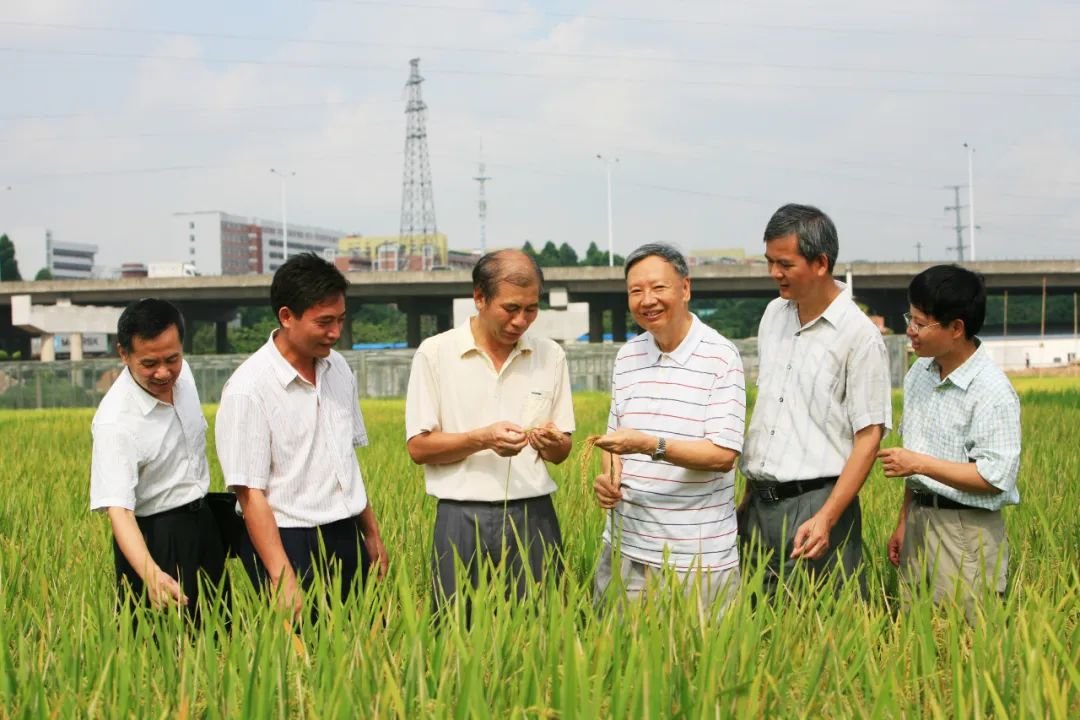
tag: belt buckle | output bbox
[758,484,779,504]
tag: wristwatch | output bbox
[651,436,667,461]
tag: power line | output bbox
[3,20,1077,82]
[309,0,1080,45]
[5,47,1080,99]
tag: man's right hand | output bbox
[887,521,906,568]
[594,455,624,509]
[147,567,188,610]
[272,568,304,624]
[482,421,529,457]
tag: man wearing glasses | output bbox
[879,265,1021,620]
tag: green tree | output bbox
[537,241,561,267]
[581,241,623,267]
[34,268,52,281]
[557,242,578,266]
[0,234,22,281]
[521,241,539,261]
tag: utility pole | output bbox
[473,141,491,255]
[596,154,619,267]
[944,185,968,262]
[914,242,923,262]
[964,143,977,261]
[399,58,438,271]
[269,169,295,266]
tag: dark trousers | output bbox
[239,515,371,605]
[432,494,563,613]
[114,497,229,625]
[740,483,865,597]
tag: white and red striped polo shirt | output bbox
[602,314,745,571]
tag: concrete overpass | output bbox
[2,259,1078,353]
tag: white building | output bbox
[6,227,98,280]
[981,335,1080,370]
[171,211,346,276]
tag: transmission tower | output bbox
[474,141,491,254]
[944,184,969,262]
[399,58,438,269]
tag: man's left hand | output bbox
[594,429,655,456]
[791,512,833,560]
[364,532,390,580]
[527,422,563,453]
[877,447,924,478]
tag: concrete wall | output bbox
[0,334,911,409]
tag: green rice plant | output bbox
[0,380,1075,717]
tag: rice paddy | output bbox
[0,379,1077,717]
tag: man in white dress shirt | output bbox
[405,250,574,612]
[216,253,388,620]
[90,299,227,622]
[739,204,892,595]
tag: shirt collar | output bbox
[453,317,535,359]
[787,280,851,331]
[932,340,987,390]
[644,313,705,367]
[265,330,327,387]
[119,366,173,416]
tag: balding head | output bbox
[472,249,545,301]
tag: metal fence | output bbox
[0,336,910,410]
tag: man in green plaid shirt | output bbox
[878,265,1021,620]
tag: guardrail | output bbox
[0,336,910,410]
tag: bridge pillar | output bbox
[588,303,604,343]
[436,311,452,333]
[40,334,55,362]
[858,289,908,334]
[406,306,422,348]
[69,332,84,361]
[338,301,356,351]
[215,320,229,354]
[611,303,628,343]
[182,321,195,353]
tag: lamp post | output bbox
[963,143,976,261]
[596,154,619,267]
[269,168,295,265]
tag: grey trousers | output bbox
[739,482,865,596]
[432,495,563,611]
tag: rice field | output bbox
[0,379,1077,718]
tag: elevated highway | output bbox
[2,259,1077,352]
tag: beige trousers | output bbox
[899,504,1009,621]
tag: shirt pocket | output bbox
[521,390,554,429]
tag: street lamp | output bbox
[269,168,295,264]
[963,143,976,261]
[596,154,619,267]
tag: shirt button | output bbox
[786,364,792,370]
[779,397,784,403]
[770,430,775,436]
[795,331,802,337]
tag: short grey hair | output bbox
[763,203,839,272]
[623,243,690,278]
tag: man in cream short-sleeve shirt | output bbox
[90,299,227,622]
[406,250,575,610]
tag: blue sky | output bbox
[1,0,1078,269]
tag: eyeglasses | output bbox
[903,312,940,335]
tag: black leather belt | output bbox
[145,495,207,518]
[749,477,838,504]
[912,491,980,511]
